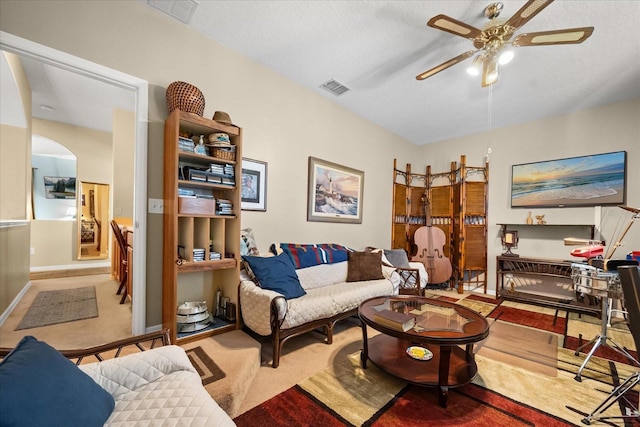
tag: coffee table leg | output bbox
[361,322,368,369]
[438,346,452,407]
[439,386,449,408]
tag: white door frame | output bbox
[1,31,148,335]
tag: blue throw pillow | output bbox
[0,336,115,426]
[242,253,307,299]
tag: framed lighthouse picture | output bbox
[307,157,364,224]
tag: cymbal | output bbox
[619,205,640,214]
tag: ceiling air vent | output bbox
[320,79,350,96]
[148,0,199,24]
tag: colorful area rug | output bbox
[235,293,639,426]
[16,286,98,330]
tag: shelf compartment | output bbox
[178,111,240,137]
[177,257,236,273]
[178,179,236,191]
[210,219,226,259]
[178,197,215,215]
[176,322,235,344]
[178,151,236,166]
[177,217,194,262]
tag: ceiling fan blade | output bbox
[504,0,554,31]
[427,15,483,40]
[416,51,475,81]
[513,27,594,46]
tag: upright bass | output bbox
[411,195,452,285]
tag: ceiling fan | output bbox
[416,0,594,87]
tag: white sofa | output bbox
[80,345,235,426]
[240,254,428,368]
[0,330,235,427]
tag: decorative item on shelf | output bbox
[213,111,233,126]
[536,214,546,225]
[211,145,236,161]
[176,301,212,333]
[194,135,207,155]
[165,81,205,116]
[178,136,195,153]
[501,229,519,257]
[225,302,236,322]
[209,133,230,144]
[526,211,533,224]
[504,273,516,293]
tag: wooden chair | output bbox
[384,261,422,296]
[581,265,640,425]
[110,220,128,304]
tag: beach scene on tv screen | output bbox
[511,151,626,208]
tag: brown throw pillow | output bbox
[347,249,384,282]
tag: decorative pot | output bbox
[166,81,205,116]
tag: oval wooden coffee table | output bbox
[358,295,490,407]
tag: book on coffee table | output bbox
[374,310,416,332]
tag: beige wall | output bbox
[0,51,31,315]
[30,118,112,268]
[32,119,113,185]
[0,1,419,326]
[0,52,30,221]
[422,98,640,293]
[1,1,637,325]
[112,109,135,218]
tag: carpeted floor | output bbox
[0,275,132,349]
[180,330,262,419]
[233,291,639,426]
[16,286,98,330]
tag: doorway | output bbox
[0,31,148,335]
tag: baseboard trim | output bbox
[30,262,111,272]
[29,266,111,280]
[0,281,31,327]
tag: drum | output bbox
[571,263,622,300]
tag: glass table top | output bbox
[371,298,472,333]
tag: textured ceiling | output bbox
[3,1,639,149]
[165,0,640,145]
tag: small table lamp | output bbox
[501,230,519,257]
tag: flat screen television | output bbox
[511,151,627,208]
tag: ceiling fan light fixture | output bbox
[483,56,499,86]
[498,48,514,65]
[466,55,484,76]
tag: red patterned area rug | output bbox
[235,295,639,426]
[234,382,572,427]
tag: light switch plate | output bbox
[148,198,164,214]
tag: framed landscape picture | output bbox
[511,151,627,208]
[307,157,364,224]
[241,158,267,211]
[43,176,76,199]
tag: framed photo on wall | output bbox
[43,176,76,199]
[307,156,364,224]
[241,158,267,211]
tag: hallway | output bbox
[0,274,132,349]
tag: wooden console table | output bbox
[496,256,600,316]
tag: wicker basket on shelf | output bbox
[211,145,236,161]
[166,81,205,116]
